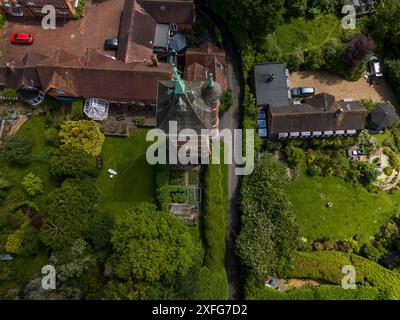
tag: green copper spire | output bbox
[207,72,215,88]
[172,66,185,95]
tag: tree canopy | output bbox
[40,183,93,250]
[110,203,195,282]
[59,120,105,157]
[236,154,299,275]
[0,135,32,166]
[49,145,98,178]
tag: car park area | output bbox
[290,70,399,106]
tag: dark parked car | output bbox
[368,56,383,84]
[104,39,118,50]
[291,87,315,99]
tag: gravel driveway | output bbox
[290,70,399,107]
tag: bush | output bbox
[307,165,322,176]
[1,88,17,98]
[0,135,32,166]
[133,116,146,125]
[71,99,84,120]
[44,127,60,147]
[383,166,394,176]
[360,243,383,262]
[21,173,43,197]
[59,120,105,157]
[49,145,99,178]
[219,89,234,114]
[384,59,400,98]
[383,147,400,171]
[285,144,305,168]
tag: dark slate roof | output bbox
[156,80,213,134]
[253,62,289,107]
[268,94,368,134]
[370,103,398,130]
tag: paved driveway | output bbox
[0,0,124,61]
[290,70,399,107]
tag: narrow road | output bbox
[196,1,244,300]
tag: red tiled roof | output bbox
[185,42,227,90]
[117,0,156,63]
[138,0,195,24]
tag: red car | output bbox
[10,33,33,45]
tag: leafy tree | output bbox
[59,120,105,157]
[369,0,400,56]
[344,34,375,70]
[40,184,92,250]
[210,0,285,45]
[285,144,305,168]
[237,154,299,275]
[0,135,32,166]
[49,145,98,178]
[110,203,194,282]
[87,210,113,250]
[285,0,307,18]
[355,161,379,185]
[49,239,96,283]
[21,173,44,197]
[104,279,146,300]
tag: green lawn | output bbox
[96,129,156,216]
[285,165,400,242]
[274,14,342,53]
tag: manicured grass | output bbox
[285,165,400,242]
[274,15,342,53]
[96,129,156,216]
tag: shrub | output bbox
[0,135,32,166]
[21,173,43,197]
[49,145,99,178]
[120,124,128,135]
[384,59,400,98]
[360,243,383,262]
[133,116,146,125]
[1,88,17,98]
[383,166,394,176]
[71,99,84,120]
[44,127,60,147]
[59,120,105,157]
[219,89,234,114]
[285,144,305,168]
[383,147,400,171]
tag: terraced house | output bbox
[0,0,207,107]
[0,0,78,17]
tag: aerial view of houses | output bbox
[1,0,400,307]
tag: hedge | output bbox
[193,267,229,300]
[202,163,228,299]
[248,285,381,300]
[288,251,400,299]
[384,59,400,98]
